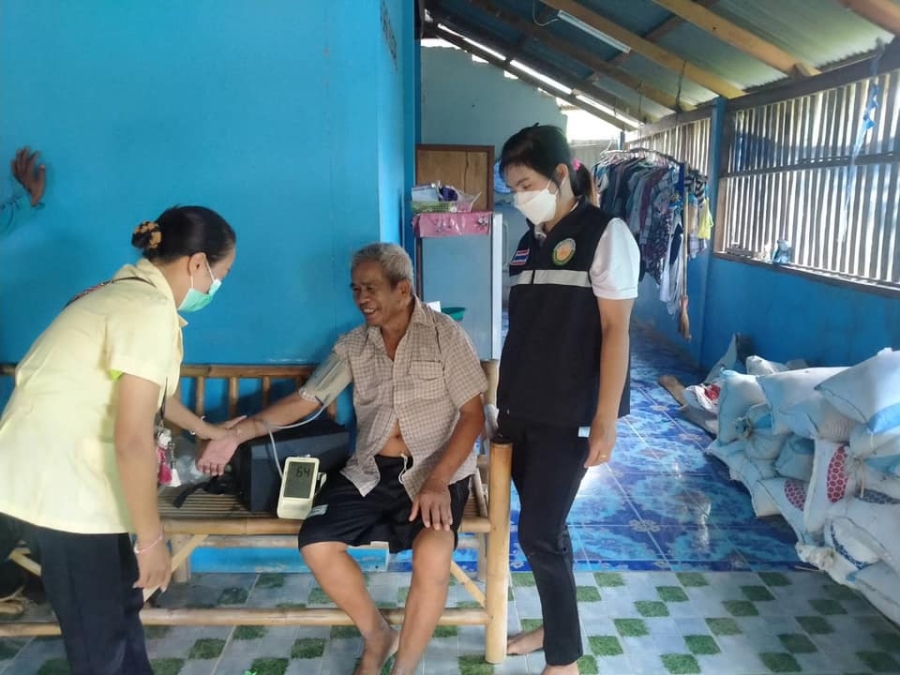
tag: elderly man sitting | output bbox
[200,243,486,675]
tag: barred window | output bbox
[719,70,900,287]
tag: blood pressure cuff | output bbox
[300,351,352,407]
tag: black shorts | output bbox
[297,455,470,553]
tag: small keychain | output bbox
[153,380,181,487]
[154,425,182,487]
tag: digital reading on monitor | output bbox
[283,461,315,499]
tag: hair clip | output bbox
[147,231,162,250]
[133,220,160,235]
[133,221,162,249]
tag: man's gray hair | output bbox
[351,243,414,287]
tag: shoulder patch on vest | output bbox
[552,238,576,266]
[510,248,529,266]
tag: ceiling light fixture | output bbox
[557,11,632,54]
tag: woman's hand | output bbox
[133,538,172,592]
[203,415,246,441]
[12,147,46,207]
[585,417,616,467]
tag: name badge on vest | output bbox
[552,238,576,266]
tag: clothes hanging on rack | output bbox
[592,149,714,320]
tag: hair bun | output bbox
[131,221,162,252]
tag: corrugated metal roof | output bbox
[656,22,784,89]
[577,0,672,35]
[714,0,894,69]
[431,0,896,126]
[617,55,717,107]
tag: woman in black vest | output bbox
[498,125,639,674]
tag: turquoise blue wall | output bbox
[403,11,421,257]
[377,0,408,246]
[702,257,900,368]
[632,251,710,366]
[639,247,900,371]
[0,0,414,374]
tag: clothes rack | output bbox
[593,149,714,341]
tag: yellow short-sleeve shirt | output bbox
[0,259,185,534]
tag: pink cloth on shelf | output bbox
[413,211,492,238]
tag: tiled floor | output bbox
[3,569,898,675]
[2,321,898,674]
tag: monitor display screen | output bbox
[283,461,316,499]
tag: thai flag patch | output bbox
[510,248,529,266]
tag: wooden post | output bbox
[0,607,492,637]
[8,549,41,577]
[144,534,207,601]
[481,360,499,406]
[476,534,488,584]
[472,469,489,583]
[477,359,499,585]
[484,439,512,664]
[450,561,486,607]
[169,534,193,584]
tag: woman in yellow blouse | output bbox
[0,206,237,675]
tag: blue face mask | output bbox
[179,260,221,313]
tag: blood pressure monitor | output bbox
[276,456,325,520]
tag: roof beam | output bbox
[542,0,745,98]
[599,0,718,100]
[431,25,633,129]
[837,0,900,35]
[606,0,718,71]
[650,0,819,77]
[467,0,686,111]
[432,10,648,124]
[609,0,719,66]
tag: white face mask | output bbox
[513,179,558,225]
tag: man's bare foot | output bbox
[507,626,544,656]
[354,623,399,675]
[542,664,579,674]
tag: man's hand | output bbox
[410,477,453,531]
[197,433,241,476]
[585,417,616,467]
[11,147,46,207]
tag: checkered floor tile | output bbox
[2,570,898,674]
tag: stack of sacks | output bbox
[706,438,780,517]
[703,348,900,620]
[795,349,900,624]
[704,371,782,517]
[752,366,855,542]
[704,363,818,523]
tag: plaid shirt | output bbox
[314,300,487,499]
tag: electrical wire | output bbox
[532,0,556,27]
[262,406,326,479]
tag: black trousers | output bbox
[501,413,588,666]
[28,523,153,675]
[0,514,26,597]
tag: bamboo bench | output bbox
[0,361,513,663]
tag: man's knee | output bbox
[411,530,454,583]
[299,540,347,568]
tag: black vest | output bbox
[499,200,631,427]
